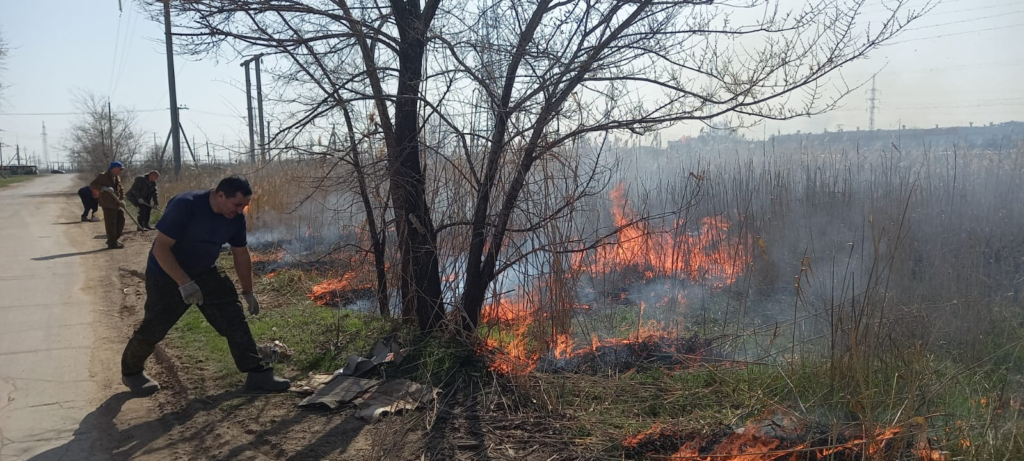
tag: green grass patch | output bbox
[163,258,402,393]
[0,175,38,188]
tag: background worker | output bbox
[127,170,160,231]
[77,185,100,222]
[120,175,289,395]
[90,161,126,249]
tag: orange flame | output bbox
[481,294,534,323]
[251,249,285,263]
[623,423,666,448]
[308,272,371,306]
[481,323,537,375]
[551,333,575,360]
[627,422,917,461]
[479,182,751,375]
[587,183,750,286]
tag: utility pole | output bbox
[108,100,115,159]
[867,76,879,131]
[242,58,257,164]
[255,55,266,163]
[41,122,49,168]
[162,0,182,177]
[206,140,211,164]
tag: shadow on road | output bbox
[24,192,76,198]
[31,248,109,261]
[28,390,257,461]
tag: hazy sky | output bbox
[0,0,1022,165]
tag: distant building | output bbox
[0,165,39,175]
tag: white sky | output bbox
[0,0,1022,165]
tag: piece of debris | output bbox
[258,340,293,363]
[333,333,407,378]
[353,378,437,422]
[290,373,335,395]
[298,376,381,410]
[297,335,433,419]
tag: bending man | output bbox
[120,175,289,395]
[90,161,125,249]
[77,185,100,222]
[127,170,160,231]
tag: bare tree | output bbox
[160,0,930,334]
[64,91,145,172]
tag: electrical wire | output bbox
[111,4,139,98]
[902,10,1024,32]
[0,109,167,116]
[888,22,1024,44]
[107,10,125,98]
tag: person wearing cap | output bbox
[127,170,160,231]
[90,161,126,249]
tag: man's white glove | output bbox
[179,281,204,305]
[101,186,115,194]
[243,292,260,315]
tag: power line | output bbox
[112,4,139,98]
[0,109,166,116]
[888,22,1024,44]
[902,10,1024,32]
[833,101,1024,113]
[928,1,1024,17]
[107,9,125,97]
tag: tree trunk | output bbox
[342,107,390,317]
[390,0,445,332]
[459,0,552,333]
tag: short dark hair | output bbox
[215,175,253,198]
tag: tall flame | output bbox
[480,182,752,375]
[588,183,749,286]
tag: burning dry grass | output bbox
[618,416,954,461]
[478,181,750,376]
[166,141,1024,459]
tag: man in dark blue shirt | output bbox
[120,175,289,395]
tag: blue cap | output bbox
[108,161,124,170]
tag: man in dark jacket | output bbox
[127,170,160,231]
[90,161,126,249]
[77,185,101,222]
[120,175,290,395]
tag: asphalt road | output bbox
[0,175,125,460]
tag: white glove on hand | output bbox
[244,292,260,315]
[101,186,115,194]
[179,281,204,305]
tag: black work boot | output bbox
[245,369,290,392]
[107,242,125,249]
[123,371,160,395]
